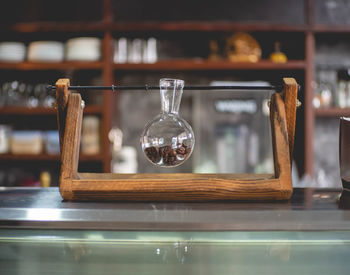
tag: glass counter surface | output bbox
[1,230,350,275]
[1,188,350,274]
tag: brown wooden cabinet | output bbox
[0,0,349,184]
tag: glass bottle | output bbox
[141,78,195,167]
[269,41,287,63]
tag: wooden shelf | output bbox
[0,0,339,178]
[0,153,104,161]
[113,60,306,70]
[7,21,350,34]
[0,60,305,71]
[1,21,308,33]
[313,25,350,33]
[110,21,307,32]
[1,21,106,32]
[0,105,103,115]
[0,61,103,70]
[314,107,350,117]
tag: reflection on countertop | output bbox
[0,187,349,231]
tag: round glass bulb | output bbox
[140,78,195,167]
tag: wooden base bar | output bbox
[67,173,286,201]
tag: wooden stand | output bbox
[56,78,298,201]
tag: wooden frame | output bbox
[56,78,298,201]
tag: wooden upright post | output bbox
[56,79,83,200]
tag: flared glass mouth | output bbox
[160,78,184,89]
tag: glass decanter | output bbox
[141,78,195,167]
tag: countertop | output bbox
[0,187,350,231]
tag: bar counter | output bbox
[0,187,349,231]
[2,187,350,274]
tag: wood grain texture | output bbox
[269,92,292,197]
[58,78,295,202]
[56,79,70,152]
[59,93,83,200]
[281,78,298,161]
[71,175,283,201]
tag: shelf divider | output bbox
[314,107,350,117]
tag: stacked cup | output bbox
[0,42,26,62]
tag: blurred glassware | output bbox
[315,69,337,108]
[0,42,26,62]
[319,82,333,107]
[193,80,273,174]
[4,81,23,106]
[110,128,138,173]
[143,38,158,63]
[26,84,39,108]
[45,131,60,155]
[10,131,44,155]
[66,37,101,61]
[0,125,11,154]
[27,41,64,62]
[114,37,128,63]
[109,128,123,154]
[314,118,341,188]
[325,0,348,25]
[313,82,333,108]
[337,80,347,108]
[0,84,6,107]
[0,81,56,108]
[81,116,100,155]
[128,38,143,63]
[34,83,49,107]
[347,81,350,107]
[41,84,55,107]
[313,96,321,109]
[112,146,138,173]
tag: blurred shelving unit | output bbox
[0,0,113,184]
[1,0,350,185]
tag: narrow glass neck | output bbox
[160,79,184,115]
